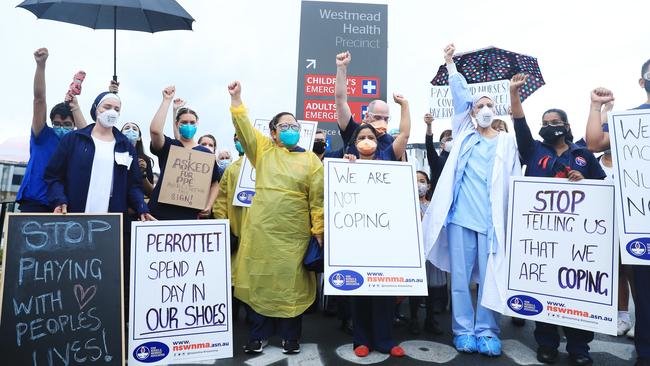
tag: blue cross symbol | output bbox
[362,80,377,95]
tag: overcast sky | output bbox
[1,0,648,166]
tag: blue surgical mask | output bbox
[235,141,244,154]
[123,129,139,145]
[217,159,231,170]
[279,129,300,147]
[179,124,197,139]
[53,126,73,138]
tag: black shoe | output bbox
[423,319,443,335]
[635,359,650,366]
[536,347,559,364]
[511,317,526,327]
[408,319,421,335]
[282,340,301,354]
[244,339,268,354]
[569,353,593,366]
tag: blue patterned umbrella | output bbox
[431,46,545,101]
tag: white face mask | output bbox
[97,109,119,128]
[443,140,453,153]
[476,106,494,128]
[417,183,428,197]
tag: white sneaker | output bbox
[627,326,635,339]
[618,318,633,336]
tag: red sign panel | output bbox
[303,100,368,123]
[304,74,380,98]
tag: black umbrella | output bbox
[17,0,195,81]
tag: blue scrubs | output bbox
[447,134,500,337]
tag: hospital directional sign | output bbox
[295,1,388,151]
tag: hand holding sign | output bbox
[444,43,455,64]
[423,113,434,125]
[54,203,67,214]
[336,51,351,67]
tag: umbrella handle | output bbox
[113,6,118,84]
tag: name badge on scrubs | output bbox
[115,151,133,169]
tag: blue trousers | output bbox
[534,322,593,356]
[351,296,395,353]
[634,265,650,361]
[246,305,302,342]
[447,223,500,337]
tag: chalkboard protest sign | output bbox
[158,145,215,210]
[323,159,427,296]
[503,177,618,335]
[129,220,233,364]
[232,119,317,207]
[0,213,124,365]
[608,109,650,265]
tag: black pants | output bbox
[534,322,594,356]
[247,305,302,342]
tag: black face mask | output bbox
[312,140,327,154]
[644,79,650,93]
[539,125,567,145]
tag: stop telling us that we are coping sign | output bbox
[0,213,125,366]
[503,177,618,335]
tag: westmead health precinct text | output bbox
[320,8,383,49]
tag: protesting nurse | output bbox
[423,43,521,357]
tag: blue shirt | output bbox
[449,134,498,233]
[16,125,60,206]
[341,117,394,156]
[514,116,606,179]
[148,136,223,220]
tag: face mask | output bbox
[53,126,73,138]
[539,125,567,145]
[418,183,428,197]
[312,140,326,154]
[644,79,650,93]
[371,120,388,135]
[217,159,231,169]
[279,129,300,147]
[475,106,494,128]
[123,129,139,145]
[235,141,244,154]
[357,138,377,155]
[443,140,453,153]
[96,109,119,128]
[179,124,197,139]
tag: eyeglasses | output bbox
[541,120,566,127]
[276,123,300,132]
[368,112,390,122]
[52,121,74,128]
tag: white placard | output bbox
[323,158,427,296]
[232,119,318,207]
[504,177,617,335]
[129,220,233,364]
[429,79,511,119]
[609,109,650,265]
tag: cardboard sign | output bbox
[429,79,511,119]
[608,109,650,265]
[504,177,617,335]
[232,119,318,207]
[129,220,233,364]
[158,145,215,210]
[323,159,427,296]
[0,213,124,365]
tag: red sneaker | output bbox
[354,345,370,357]
[390,346,405,357]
